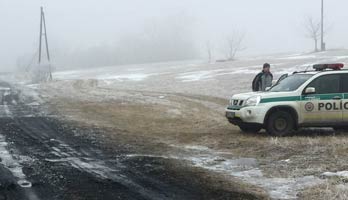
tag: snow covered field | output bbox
[52,49,348,99]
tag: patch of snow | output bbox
[279,55,317,60]
[333,56,348,60]
[46,139,124,180]
[0,134,32,188]
[127,68,144,72]
[53,70,86,79]
[175,64,292,82]
[97,73,155,82]
[26,84,40,89]
[131,144,323,200]
[53,66,159,82]
[226,69,260,74]
[0,87,11,91]
[322,171,348,177]
[166,109,182,116]
[27,102,40,106]
[0,102,13,118]
[182,145,210,151]
[187,154,321,200]
[176,70,224,82]
[176,67,260,82]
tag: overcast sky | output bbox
[1,0,348,70]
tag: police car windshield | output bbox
[270,74,313,92]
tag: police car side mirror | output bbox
[271,80,277,86]
[304,87,316,94]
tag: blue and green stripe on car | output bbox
[261,93,346,103]
[227,94,348,110]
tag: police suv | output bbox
[226,63,348,136]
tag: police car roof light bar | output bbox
[313,63,344,71]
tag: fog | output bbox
[1,0,348,71]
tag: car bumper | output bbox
[225,106,266,125]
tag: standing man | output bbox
[252,63,273,91]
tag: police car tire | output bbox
[238,124,262,133]
[333,127,348,132]
[266,111,294,136]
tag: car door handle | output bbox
[332,96,342,100]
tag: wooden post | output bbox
[38,6,52,80]
[38,7,43,63]
[42,8,52,80]
[321,0,325,51]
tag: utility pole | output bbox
[38,6,52,81]
[320,0,325,51]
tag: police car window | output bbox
[341,74,348,93]
[270,74,313,92]
[307,74,340,94]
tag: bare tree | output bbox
[224,32,245,61]
[304,16,321,52]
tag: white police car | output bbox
[226,63,348,136]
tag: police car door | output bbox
[301,74,343,124]
[340,74,348,123]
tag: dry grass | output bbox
[42,83,348,199]
[300,180,348,200]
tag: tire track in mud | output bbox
[2,117,169,200]
[0,94,172,199]
[0,81,261,200]
[0,82,40,200]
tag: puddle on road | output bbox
[126,144,323,200]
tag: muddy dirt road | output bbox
[0,81,263,200]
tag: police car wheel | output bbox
[238,124,262,133]
[267,111,294,136]
[333,127,348,132]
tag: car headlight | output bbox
[245,96,261,106]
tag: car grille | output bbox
[232,99,244,106]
